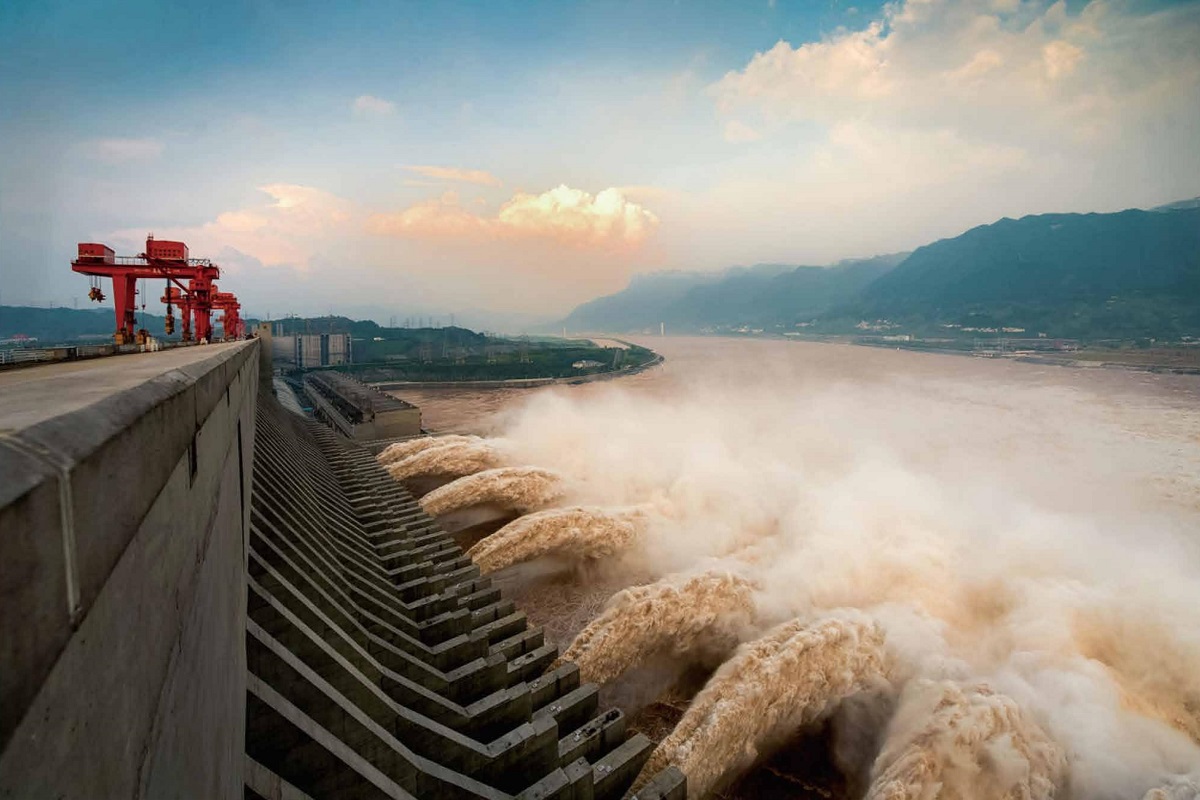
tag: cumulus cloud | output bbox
[366,184,659,249]
[712,0,1200,152]
[498,185,659,247]
[113,184,353,272]
[211,184,351,267]
[88,137,165,162]
[352,94,396,116]
[257,183,351,228]
[1042,39,1083,80]
[403,164,502,187]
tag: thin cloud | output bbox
[402,164,503,187]
[352,94,396,116]
[723,120,762,143]
[712,0,1200,151]
[88,137,165,163]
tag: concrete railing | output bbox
[0,341,192,367]
[0,340,259,798]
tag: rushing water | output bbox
[393,337,1200,514]
[387,337,1200,798]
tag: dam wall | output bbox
[245,393,685,798]
[0,339,686,798]
[0,341,258,797]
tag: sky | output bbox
[1,0,1198,327]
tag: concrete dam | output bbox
[0,339,686,799]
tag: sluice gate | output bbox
[246,388,685,799]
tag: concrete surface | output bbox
[301,371,421,441]
[0,341,256,798]
[245,397,686,798]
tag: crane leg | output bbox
[111,275,139,345]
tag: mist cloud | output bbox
[402,164,503,187]
[413,342,1200,796]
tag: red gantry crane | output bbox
[160,285,194,341]
[161,281,241,342]
[212,290,245,340]
[72,235,243,345]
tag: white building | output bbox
[272,333,352,368]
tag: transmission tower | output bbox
[419,331,433,363]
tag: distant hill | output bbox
[560,271,724,332]
[0,306,168,344]
[561,255,906,333]
[858,207,1200,337]
[559,203,1200,340]
[1151,196,1200,212]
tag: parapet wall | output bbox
[0,341,258,798]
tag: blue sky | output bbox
[2,0,1198,324]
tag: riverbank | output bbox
[370,352,664,391]
[1007,353,1200,375]
[726,332,1200,376]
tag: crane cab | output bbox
[77,243,115,263]
[145,236,189,261]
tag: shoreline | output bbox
[645,332,1200,377]
[848,339,1200,375]
[369,352,664,391]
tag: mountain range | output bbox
[0,306,170,343]
[560,201,1200,340]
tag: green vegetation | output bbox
[0,306,170,344]
[271,316,659,382]
[0,308,661,382]
[562,256,906,333]
[346,343,658,383]
[857,207,1200,339]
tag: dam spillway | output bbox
[0,339,686,799]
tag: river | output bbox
[390,336,1200,516]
